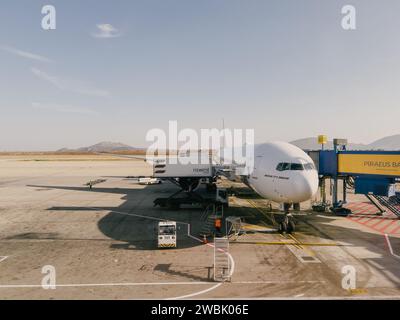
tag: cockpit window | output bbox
[304,163,316,170]
[290,163,304,170]
[276,162,316,171]
[282,162,290,170]
[276,162,315,171]
[276,162,290,171]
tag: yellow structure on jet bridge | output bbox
[338,152,400,177]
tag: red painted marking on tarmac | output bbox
[353,215,370,222]
[354,203,365,209]
[348,203,364,210]
[360,216,375,223]
[377,221,396,233]
[369,218,388,228]
[389,224,400,234]
[348,215,361,221]
[360,218,375,225]
[347,202,400,235]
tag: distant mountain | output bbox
[291,135,400,151]
[367,134,400,150]
[57,141,143,153]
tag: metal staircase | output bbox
[199,215,217,237]
[214,237,231,282]
[199,204,224,237]
[368,194,400,219]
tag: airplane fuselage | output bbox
[246,142,319,203]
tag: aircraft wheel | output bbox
[287,220,296,234]
[279,221,287,234]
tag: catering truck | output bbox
[153,160,214,178]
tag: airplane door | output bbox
[274,163,289,201]
[249,155,263,192]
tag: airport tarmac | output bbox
[0,154,399,299]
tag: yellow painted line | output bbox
[278,234,291,245]
[247,199,276,226]
[287,234,316,256]
[287,234,304,251]
[241,225,273,231]
[238,199,335,253]
[285,234,302,250]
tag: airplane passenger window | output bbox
[290,163,304,170]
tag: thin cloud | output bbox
[30,67,110,98]
[92,24,121,38]
[31,67,63,89]
[1,45,53,63]
[32,102,98,115]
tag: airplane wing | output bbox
[94,152,163,163]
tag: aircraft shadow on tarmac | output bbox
[27,183,205,250]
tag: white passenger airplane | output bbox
[101,140,319,233]
[235,141,319,233]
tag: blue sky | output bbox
[1,0,400,150]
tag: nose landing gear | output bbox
[278,213,296,234]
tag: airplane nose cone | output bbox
[303,173,319,199]
[292,172,319,203]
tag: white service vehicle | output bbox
[157,221,177,248]
[138,177,162,185]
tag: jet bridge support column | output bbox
[332,138,347,208]
[321,177,326,204]
[332,176,338,207]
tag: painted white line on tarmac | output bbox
[166,283,223,300]
[384,234,400,259]
[0,281,214,289]
[233,280,325,284]
[0,279,327,289]
[0,256,8,263]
